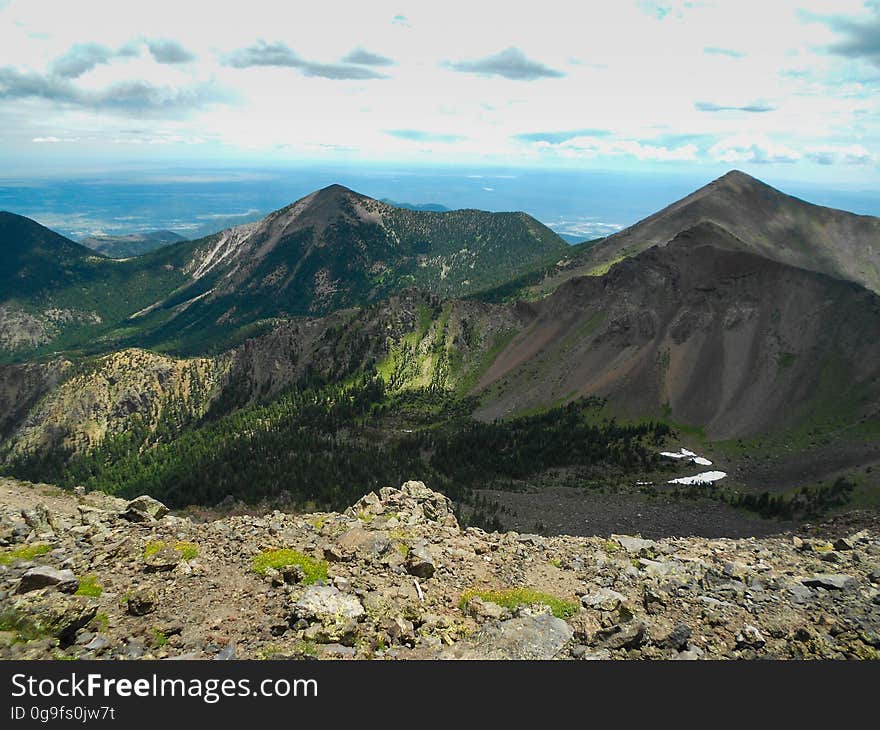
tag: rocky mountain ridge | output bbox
[1,478,878,660]
[532,170,880,298]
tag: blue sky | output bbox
[1,0,879,184]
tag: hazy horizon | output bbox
[2,0,879,187]
[3,163,880,245]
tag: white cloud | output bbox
[708,135,802,164]
[0,0,876,181]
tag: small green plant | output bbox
[602,540,620,554]
[459,587,579,619]
[143,541,164,560]
[75,574,103,598]
[144,541,199,561]
[174,542,199,560]
[293,639,319,657]
[549,558,563,568]
[93,613,109,632]
[152,629,168,648]
[252,549,328,584]
[0,543,51,565]
[307,516,327,531]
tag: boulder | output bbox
[440,614,573,660]
[613,535,657,556]
[335,527,391,559]
[21,504,54,535]
[802,574,857,591]
[11,593,97,642]
[404,544,436,579]
[581,587,626,612]
[293,585,365,647]
[120,496,169,523]
[127,588,157,616]
[143,546,181,572]
[293,585,365,622]
[16,566,78,594]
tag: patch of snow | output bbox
[659,448,712,466]
[668,471,727,485]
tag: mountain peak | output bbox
[315,183,359,198]
[707,169,774,195]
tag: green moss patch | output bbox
[144,540,199,561]
[459,587,579,619]
[0,543,51,565]
[252,549,328,584]
[75,574,103,598]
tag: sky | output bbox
[1,0,879,185]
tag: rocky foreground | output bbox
[0,477,879,660]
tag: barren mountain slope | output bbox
[475,222,880,439]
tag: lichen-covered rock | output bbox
[293,585,365,622]
[11,593,97,641]
[143,546,180,572]
[437,614,574,660]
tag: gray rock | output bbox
[16,566,78,594]
[127,589,156,616]
[320,644,358,657]
[597,622,646,650]
[84,635,109,652]
[22,504,54,535]
[802,574,857,591]
[336,527,391,559]
[819,551,842,564]
[120,495,169,522]
[293,585,365,622]
[581,587,626,611]
[143,546,181,572]
[673,645,705,660]
[787,582,814,603]
[661,623,692,651]
[463,596,508,621]
[405,544,436,579]
[869,569,880,584]
[440,614,574,660]
[736,624,766,649]
[613,535,657,556]
[11,593,97,641]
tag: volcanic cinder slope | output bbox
[538,170,880,297]
[474,221,880,440]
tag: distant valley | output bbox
[1,171,878,536]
